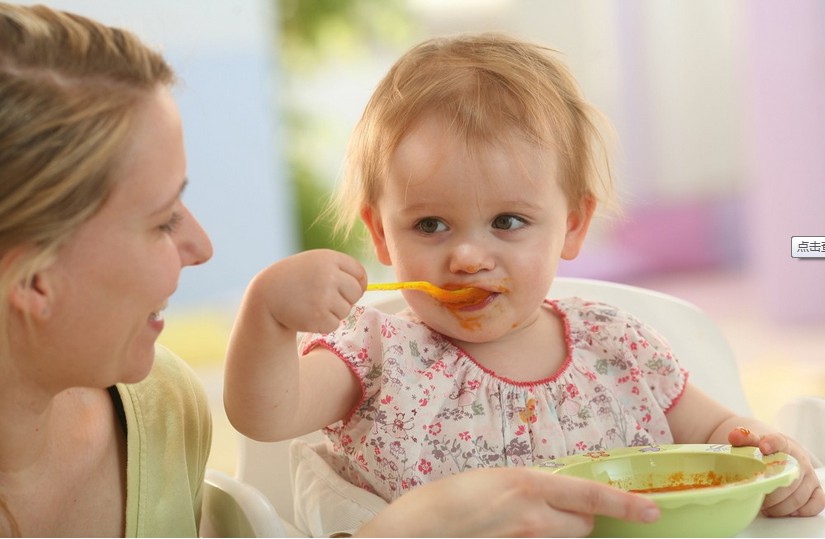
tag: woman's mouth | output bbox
[148,306,166,331]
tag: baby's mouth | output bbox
[445,290,499,310]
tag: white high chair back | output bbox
[200,469,287,537]
[234,277,752,535]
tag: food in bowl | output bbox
[535,444,799,537]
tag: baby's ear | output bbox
[560,196,596,260]
[360,206,392,265]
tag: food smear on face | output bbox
[442,297,491,330]
[440,285,511,330]
[451,314,483,331]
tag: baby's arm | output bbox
[223,249,367,442]
[668,383,825,517]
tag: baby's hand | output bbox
[254,249,367,334]
[728,427,825,517]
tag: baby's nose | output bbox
[448,240,495,274]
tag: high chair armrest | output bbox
[201,468,292,537]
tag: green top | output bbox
[113,345,212,537]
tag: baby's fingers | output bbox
[761,472,824,517]
[756,432,792,456]
[797,483,825,517]
[792,483,825,517]
[727,426,761,447]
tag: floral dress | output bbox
[300,297,687,502]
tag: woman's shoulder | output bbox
[119,345,211,536]
[117,344,211,430]
[144,344,208,400]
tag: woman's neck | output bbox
[0,372,57,474]
[0,382,125,536]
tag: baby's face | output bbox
[362,115,592,346]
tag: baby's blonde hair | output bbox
[332,32,615,237]
[0,3,175,352]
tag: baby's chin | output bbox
[438,319,521,346]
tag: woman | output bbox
[0,2,658,536]
[0,2,213,535]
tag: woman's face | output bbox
[35,87,212,389]
[362,115,592,346]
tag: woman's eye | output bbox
[160,212,183,233]
[415,217,446,234]
[492,214,527,230]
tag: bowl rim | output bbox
[535,444,800,508]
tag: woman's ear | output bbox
[560,196,596,260]
[4,248,54,320]
[8,273,52,320]
[360,206,392,266]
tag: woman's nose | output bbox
[179,206,213,267]
[448,239,495,274]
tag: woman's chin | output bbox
[119,349,157,384]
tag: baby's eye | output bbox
[491,214,527,230]
[160,212,183,233]
[415,217,447,234]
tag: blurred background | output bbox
[26,0,825,474]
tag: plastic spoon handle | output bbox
[367,281,491,305]
[367,281,442,292]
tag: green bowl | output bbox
[535,444,799,537]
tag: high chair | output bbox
[200,469,287,537]
[218,277,821,537]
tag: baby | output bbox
[225,33,823,520]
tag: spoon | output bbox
[367,281,492,306]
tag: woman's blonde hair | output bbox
[332,32,615,237]
[0,3,175,358]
